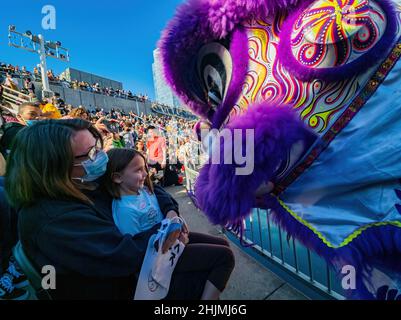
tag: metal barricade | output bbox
[183,163,345,300]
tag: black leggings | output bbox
[165,232,235,300]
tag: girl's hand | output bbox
[162,229,181,254]
[166,210,178,219]
[178,232,189,245]
[94,117,110,136]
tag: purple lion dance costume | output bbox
[160,0,401,299]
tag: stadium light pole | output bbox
[38,34,51,93]
[7,25,70,99]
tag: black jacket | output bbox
[0,122,25,158]
[18,185,179,299]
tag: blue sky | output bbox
[0,0,184,99]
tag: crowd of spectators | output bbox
[84,107,201,175]
[0,87,201,184]
[0,61,200,169]
[151,103,197,120]
[0,62,199,123]
[0,62,149,102]
[0,84,231,301]
[0,92,235,301]
[0,51,239,303]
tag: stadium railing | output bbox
[1,85,33,113]
[182,149,346,300]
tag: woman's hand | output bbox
[94,117,110,136]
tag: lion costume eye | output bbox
[195,42,233,110]
[278,0,396,81]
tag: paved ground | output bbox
[166,185,308,300]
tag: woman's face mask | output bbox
[73,149,109,183]
[18,108,41,126]
[25,120,39,126]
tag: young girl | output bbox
[103,148,235,300]
[103,148,181,240]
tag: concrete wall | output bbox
[64,68,123,90]
[33,81,152,114]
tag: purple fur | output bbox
[277,0,398,82]
[159,0,213,118]
[205,0,302,38]
[195,102,317,226]
[193,120,202,140]
[187,190,200,209]
[159,0,308,119]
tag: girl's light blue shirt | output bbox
[112,187,164,236]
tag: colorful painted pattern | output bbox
[230,15,375,134]
[291,0,387,68]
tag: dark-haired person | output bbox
[4,119,232,299]
[103,148,235,300]
[0,102,41,158]
[23,78,35,96]
[135,139,146,155]
[121,122,137,149]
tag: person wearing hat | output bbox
[41,98,62,119]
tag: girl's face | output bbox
[114,155,148,194]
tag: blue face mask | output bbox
[25,120,39,126]
[75,150,109,183]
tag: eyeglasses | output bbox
[74,140,102,163]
